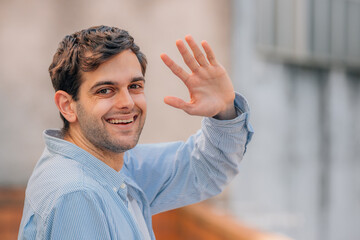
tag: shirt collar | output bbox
[43,129,126,191]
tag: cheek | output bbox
[91,100,114,116]
[133,94,147,113]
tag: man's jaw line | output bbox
[65,115,143,171]
[64,126,125,158]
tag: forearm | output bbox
[188,92,253,192]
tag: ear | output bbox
[54,90,77,123]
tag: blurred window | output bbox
[256,0,360,69]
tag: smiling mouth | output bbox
[106,116,138,125]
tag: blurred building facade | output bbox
[228,0,360,239]
[0,0,359,240]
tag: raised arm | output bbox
[124,36,253,215]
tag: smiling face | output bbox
[69,50,146,156]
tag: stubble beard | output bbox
[76,103,145,154]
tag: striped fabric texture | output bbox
[18,93,253,240]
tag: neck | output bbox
[64,128,125,172]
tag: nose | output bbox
[115,88,134,110]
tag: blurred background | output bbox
[0,0,359,239]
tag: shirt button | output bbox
[120,183,126,189]
[113,187,117,192]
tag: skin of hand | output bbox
[160,35,237,120]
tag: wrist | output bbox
[213,103,237,120]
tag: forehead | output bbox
[81,50,143,87]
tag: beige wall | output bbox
[0,0,231,185]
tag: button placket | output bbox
[115,182,128,207]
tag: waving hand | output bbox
[160,35,237,120]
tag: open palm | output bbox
[161,35,236,120]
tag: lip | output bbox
[104,114,138,127]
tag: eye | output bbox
[129,83,143,89]
[97,88,113,95]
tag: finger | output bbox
[176,39,200,72]
[164,96,191,112]
[160,53,189,83]
[201,41,218,66]
[185,35,209,67]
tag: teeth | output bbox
[108,118,133,124]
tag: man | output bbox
[18,25,253,239]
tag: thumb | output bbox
[164,96,191,112]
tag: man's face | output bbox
[72,50,146,153]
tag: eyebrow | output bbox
[89,77,145,92]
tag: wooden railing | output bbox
[0,188,25,240]
[153,203,292,240]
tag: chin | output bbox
[120,142,138,151]
[111,138,140,152]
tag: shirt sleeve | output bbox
[125,92,254,215]
[44,190,111,240]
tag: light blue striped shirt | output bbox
[18,93,253,240]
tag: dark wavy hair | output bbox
[49,25,147,131]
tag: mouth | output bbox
[106,115,138,125]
